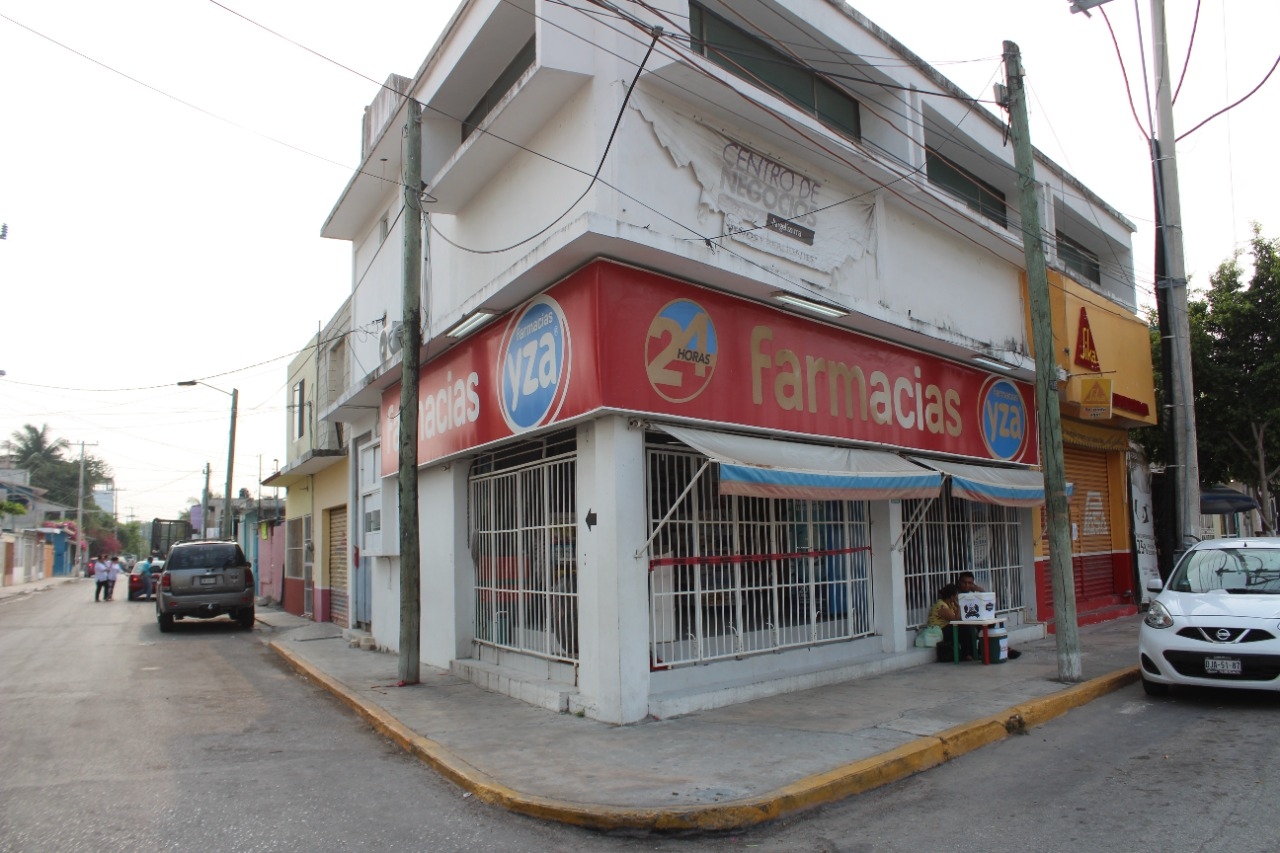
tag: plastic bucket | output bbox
[986,625,1009,663]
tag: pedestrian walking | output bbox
[93,556,109,602]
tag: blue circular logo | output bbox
[498,296,571,433]
[645,299,718,403]
[979,377,1028,461]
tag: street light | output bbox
[178,380,238,539]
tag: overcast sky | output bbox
[1,0,1275,523]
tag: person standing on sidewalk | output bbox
[93,556,109,602]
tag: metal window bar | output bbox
[646,445,873,669]
[468,450,578,663]
[903,492,1025,629]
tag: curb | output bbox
[271,637,1139,833]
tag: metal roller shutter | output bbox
[1063,447,1116,601]
[328,506,349,627]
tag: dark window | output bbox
[926,147,1007,227]
[690,3,860,140]
[293,380,306,440]
[167,543,245,570]
[462,36,537,143]
[1057,231,1101,285]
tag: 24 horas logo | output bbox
[645,299,718,403]
[497,295,572,433]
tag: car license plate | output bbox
[199,576,217,586]
[1205,656,1242,675]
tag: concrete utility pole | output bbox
[202,463,211,538]
[1150,0,1201,556]
[224,388,238,541]
[398,99,423,685]
[1001,41,1083,682]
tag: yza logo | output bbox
[498,295,572,433]
[645,299,718,403]
[978,377,1028,461]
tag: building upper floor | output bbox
[319,0,1145,430]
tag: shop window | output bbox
[645,437,872,669]
[689,2,861,140]
[468,431,577,663]
[902,492,1024,629]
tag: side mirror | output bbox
[1145,576,1164,593]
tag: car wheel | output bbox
[237,607,255,630]
[1141,674,1169,696]
[157,609,175,632]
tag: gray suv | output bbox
[156,540,255,632]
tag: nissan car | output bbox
[1139,537,1280,695]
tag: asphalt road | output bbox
[6,581,1279,853]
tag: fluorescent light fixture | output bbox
[770,291,848,319]
[973,355,1014,372]
[445,309,498,338]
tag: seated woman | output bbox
[927,583,976,661]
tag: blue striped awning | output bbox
[908,456,1047,507]
[660,425,942,501]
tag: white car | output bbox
[1139,537,1280,695]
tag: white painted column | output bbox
[872,499,909,653]
[573,416,649,724]
[418,462,471,668]
[1019,507,1039,623]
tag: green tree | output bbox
[2,424,111,510]
[1190,228,1280,529]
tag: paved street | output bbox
[0,581,624,852]
[6,580,1280,853]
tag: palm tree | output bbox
[3,424,69,478]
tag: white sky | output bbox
[1,0,1276,522]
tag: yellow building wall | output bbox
[312,463,347,589]
[1023,271,1157,430]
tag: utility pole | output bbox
[202,463,212,538]
[398,99,423,685]
[75,442,95,575]
[224,388,238,541]
[1151,0,1201,556]
[1001,40,1082,682]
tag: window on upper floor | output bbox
[462,35,537,143]
[689,2,860,141]
[925,147,1007,228]
[292,379,306,440]
[359,442,381,537]
[1056,230,1101,285]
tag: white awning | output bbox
[660,425,942,501]
[907,456,1047,507]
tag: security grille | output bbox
[647,442,872,669]
[285,517,304,579]
[903,492,1024,628]
[468,432,577,663]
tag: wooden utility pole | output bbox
[398,99,423,684]
[1002,41,1082,682]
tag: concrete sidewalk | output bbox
[258,610,1140,833]
[0,574,79,601]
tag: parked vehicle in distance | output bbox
[1139,537,1280,695]
[156,540,254,632]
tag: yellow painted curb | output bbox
[271,638,1138,833]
